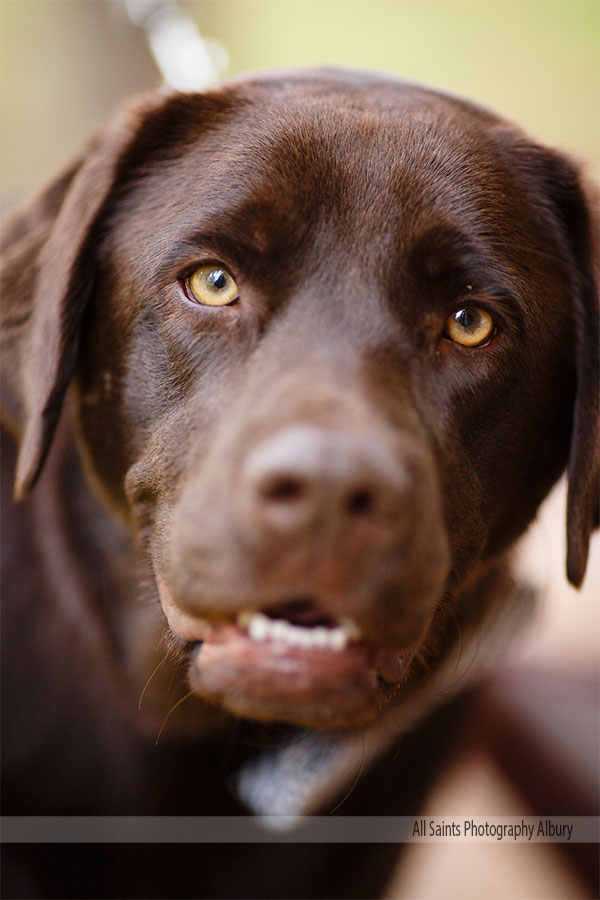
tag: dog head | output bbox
[2,70,598,732]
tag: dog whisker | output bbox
[155,690,196,746]
[328,733,366,815]
[138,651,170,710]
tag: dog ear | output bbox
[553,162,600,587]
[0,94,167,499]
[490,129,598,586]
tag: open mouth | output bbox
[184,598,418,729]
[238,598,361,651]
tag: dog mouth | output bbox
[238,598,362,649]
[180,598,419,729]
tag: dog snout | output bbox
[241,425,409,540]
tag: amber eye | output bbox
[445,307,494,347]
[187,265,239,306]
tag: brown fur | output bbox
[1,69,598,898]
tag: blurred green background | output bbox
[1,0,598,212]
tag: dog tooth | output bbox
[300,628,319,649]
[243,610,355,652]
[247,613,270,642]
[281,624,297,644]
[287,626,309,647]
[311,627,330,648]
[270,619,290,642]
[278,626,294,645]
[339,616,361,641]
[274,624,289,643]
[287,624,305,645]
[273,620,299,645]
[302,628,320,648]
[328,628,348,651]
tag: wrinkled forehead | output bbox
[95,81,572,350]
[108,88,516,247]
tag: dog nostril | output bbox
[259,475,305,503]
[345,488,375,516]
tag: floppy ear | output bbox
[490,130,599,587]
[0,93,167,499]
[554,163,600,587]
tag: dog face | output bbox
[2,71,598,732]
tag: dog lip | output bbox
[183,620,419,728]
[173,611,416,680]
[373,646,419,684]
[157,566,419,716]
[185,611,416,692]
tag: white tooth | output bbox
[300,628,317,648]
[283,622,298,647]
[248,613,269,642]
[288,626,309,647]
[287,623,302,644]
[311,627,330,648]
[279,627,294,646]
[328,628,348,650]
[269,619,288,641]
[285,625,301,645]
[243,610,357,652]
[339,616,361,642]
[286,624,303,645]
[280,626,295,645]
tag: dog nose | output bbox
[241,425,407,538]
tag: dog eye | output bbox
[445,307,494,347]
[187,265,239,306]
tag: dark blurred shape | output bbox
[477,666,600,897]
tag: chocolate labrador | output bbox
[1,68,598,899]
